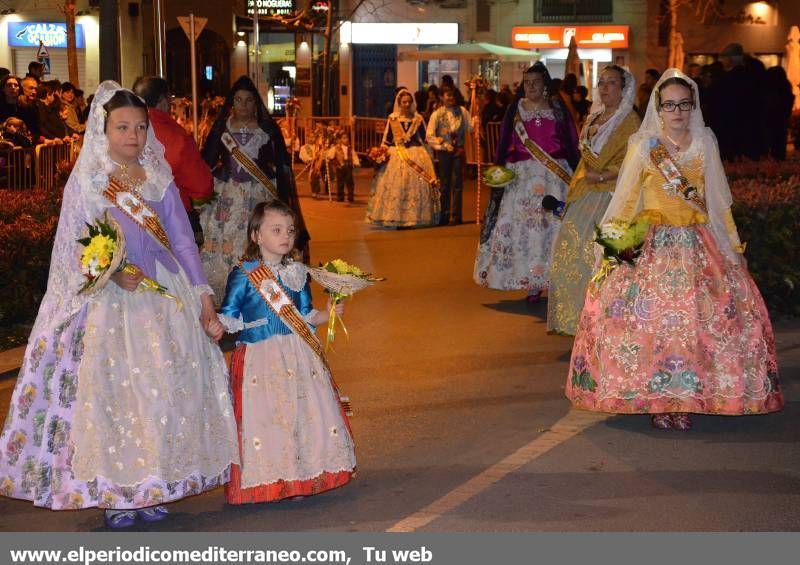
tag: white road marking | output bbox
[386,409,609,532]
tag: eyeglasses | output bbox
[659,101,693,112]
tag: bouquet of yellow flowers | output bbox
[308,259,385,351]
[77,214,181,309]
[591,218,650,285]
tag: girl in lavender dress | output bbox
[474,63,579,301]
[0,82,239,528]
[200,76,309,298]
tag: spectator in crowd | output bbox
[1,117,34,148]
[763,65,795,161]
[133,75,214,247]
[59,82,85,134]
[35,82,69,140]
[17,77,40,140]
[414,88,427,119]
[0,68,10,81]
[480,89,505,159]
[560,73,580,126]
[440,74,466,106]
[26,61,45,82]
[423,84,440,122]
[709,43,765,161]
[687,62,702,81]
[497,87,512,117]
[0,75,21,121]
[74,88,87,123]
[481,89,504,128]
[82,93,94,123]
[635,68,660,119]
[573,85,591,127]
[549,78,563,105]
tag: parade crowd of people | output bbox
[0,40,791,528]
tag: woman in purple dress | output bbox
[0,82,238,528]
[474,63,579,301]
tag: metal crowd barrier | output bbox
[0,140,81,191]
[0,145,36,190]
[276,116,500,165]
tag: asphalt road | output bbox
[0,170,798,532]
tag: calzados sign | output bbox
[7,22,85,49]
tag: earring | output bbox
[658,115,664,128]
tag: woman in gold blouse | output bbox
[548,65,640,335]
[565,69,782,430]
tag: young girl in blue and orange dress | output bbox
[217,200,356,503]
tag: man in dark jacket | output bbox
[133,76,213,246]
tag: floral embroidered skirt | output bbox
[225,335,356,504]
[200,178,273,298]
[0,264,239,509]
[366,146,439,228]
[567,224,783,415]
[474,158,569,291]
[547,191,612,335]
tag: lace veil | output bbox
[587,66,636,154]
[390,88,418,119]
[601,68,740,261]
[29,81,174,339]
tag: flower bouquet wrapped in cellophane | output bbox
[591,217,650,285]
[307,259,385,351]
[77,213,182,310]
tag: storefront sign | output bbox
[7,22,85,49]
[340,22,459,45]
[246,0,296,17]
[512,25,628,49]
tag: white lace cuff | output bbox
[194,284,214,300]
[219,314,244,333]
[303,309,320,327]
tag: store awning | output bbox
[397,42,537,62]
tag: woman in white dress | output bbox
[366,89,439,228]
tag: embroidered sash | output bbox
[389,119,440,189]
[648,139,708,215]
[221,131,280,200]
[242,262,353,416]
[242,262,330,371]
[103,178,171,251]
[578,117,604,172]
[514,111,572,185]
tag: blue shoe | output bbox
[137,505,169,523]
[104,510,137,529]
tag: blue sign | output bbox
[8,22,85,49]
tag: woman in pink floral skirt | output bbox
[566,69,783,430]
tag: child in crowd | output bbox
[218,200,356,504]
[309,126,331,199]
[327,130,360,202]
